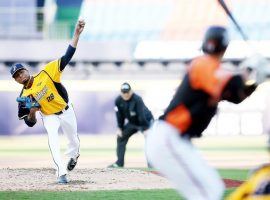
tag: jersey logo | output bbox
[35,86,48,101]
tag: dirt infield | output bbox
[149,171,244,189]
[0,168,244,191]
[0,168,172,191]
[223,179,244,188]
[0,135,266,191]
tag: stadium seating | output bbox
[0,0,42,39]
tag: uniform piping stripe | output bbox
[71,103,80,157]
[48,139,60,177]
[42,70,68,103]
[165,137,209,199]
[41,116,60,177]
[58,59,62,72]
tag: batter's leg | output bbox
[146,121,225,200]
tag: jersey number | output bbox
[47,93,54,102]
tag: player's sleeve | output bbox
[221,75,257,104]
[23,117,36,127]
[18,90,29,119]
[43,45,76,82]
[18,101,29,119]
[115,98,124,130]
[18,100,36,127]
[136,97,151,131]
[189,59,232,99]
[59,45,76,71]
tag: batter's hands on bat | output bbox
[75,20,85,36]
[240,54,270,85]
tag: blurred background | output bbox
[0,0,270,137]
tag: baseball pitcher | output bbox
[11,20,85,184]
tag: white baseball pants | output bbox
[41,103,80,177]
[146,120,225,200]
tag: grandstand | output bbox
[0,0,270,73]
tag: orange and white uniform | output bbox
[146,54,257,200]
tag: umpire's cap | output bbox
[121,82,131,93]
[202,26,229,54]
[10,63,27,78]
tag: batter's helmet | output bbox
[202,26,229,54]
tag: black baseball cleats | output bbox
[67,154,80,171]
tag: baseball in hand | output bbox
[75,19,85,35]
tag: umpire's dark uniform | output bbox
[114,83,153,167]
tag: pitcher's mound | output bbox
[0,168,172,191]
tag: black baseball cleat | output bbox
[67,154,80,171]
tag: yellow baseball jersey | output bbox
[21,59,68,115]
[227,164,270,200]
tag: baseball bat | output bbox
[217,0,249,41]
[217,0,264,56]
[218,0,270,83]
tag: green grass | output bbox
[224,189,235,199]
[0,189,236,200]
[0,189,180,200]
[218,169,249,180]
[0,135,262,199]
[0,169,244,200]
[143,168,249,181]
